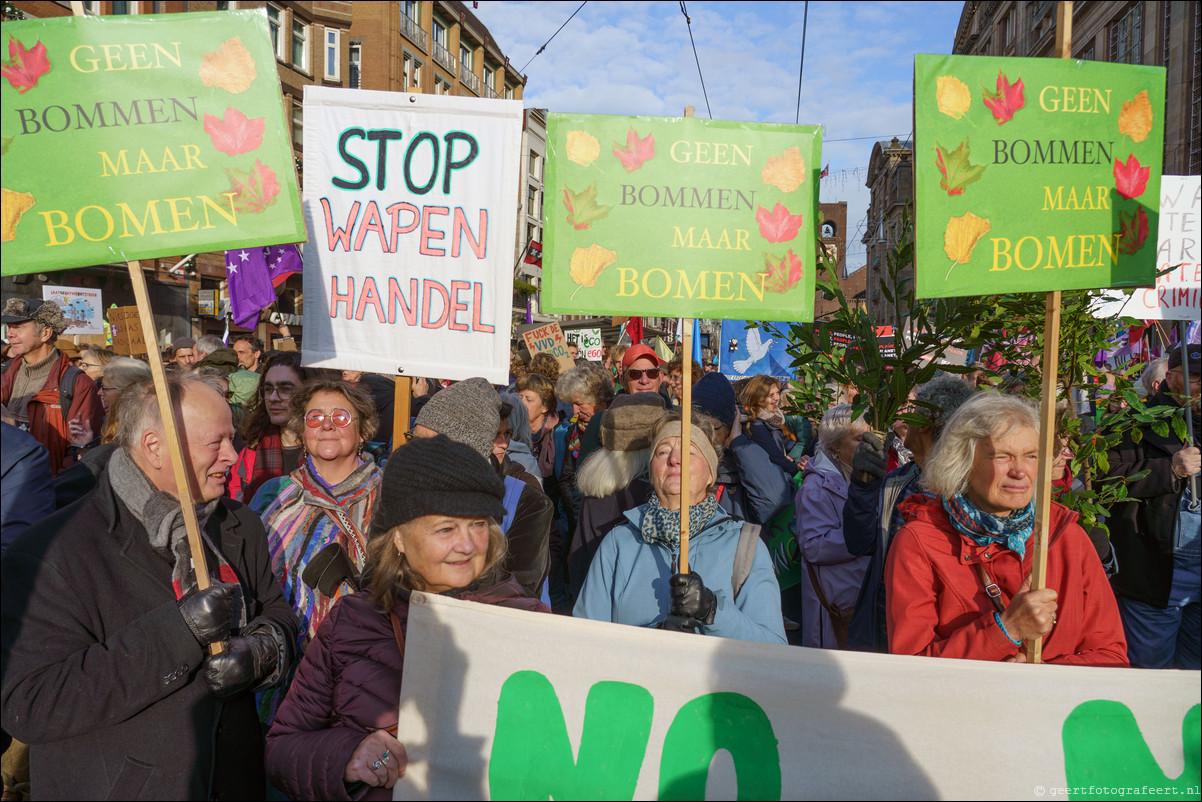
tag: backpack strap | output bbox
[731,522,761,598]
[58,363,81,417]
[499,475,525,534]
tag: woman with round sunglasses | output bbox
[250,378,382,722]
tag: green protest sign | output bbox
[0,11,304,276]
[914,54,1165,299]
[542,113,821,321]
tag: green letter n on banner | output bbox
[488,670,654,800]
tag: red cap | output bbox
[622,344,664,369]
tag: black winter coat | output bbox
[1105,389,1199,607]
[0,471,299,801]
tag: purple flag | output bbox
[525,298,532,325]
[265,243,302,288]
[226,247,275,330]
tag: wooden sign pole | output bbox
[394,374,413,450]
[678,104,697,576]
[1025,0,1073,664]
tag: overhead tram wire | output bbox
[518,1,587,74]
[794,1,809,124]
[679,2,712,119]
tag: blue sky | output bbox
[472,0,965,271]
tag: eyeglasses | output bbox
[264,383,296,399]
[80,361,101,369]
[101,384,117,393]
[304,409,356,428]
[625,368,661,380]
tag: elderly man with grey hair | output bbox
[1,298,104,475]
[1140,356,1168,397]
[842,374,977,652]
[1,374,298,800]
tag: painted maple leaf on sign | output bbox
[757,250,803,294]
[204,107,265,156]
[223,160,280,213]
[2,35,50,94]
[935,138,986,196]
[1113,154,1149,200]
[943,212,991,280]
[566,130,600,166]
[199,38,257,94]
[1115,207,1149,255]
[612,127,655,172]
[981,70,1024,125]
[936,75,971,119]
[756,203,804,243]
[1117,90,1154,143]
[762,147,806,192]
[562,183,612,230]
[1,187,35,242]
[569,244,617,299]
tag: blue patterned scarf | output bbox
[942,494,1035,558]
[639,493,722,555]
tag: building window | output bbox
[403,51,423,89]
[324,29,339,80]
[402,0,421,22]
[291,100,303,150]
[82,0,100,12]
[292,18,309,71]
[460,44,473,74]
[483,64,495,92]
[112,1,137,14]
[1110,4,1142,65]
[349,43,362,89]
[504,83,514,100]
[434,75,451,95]
[266,5,284,60]
[529,150,542,182]
[1001,11,1014,49]
[527,185,540,217]
[433,19,448,49]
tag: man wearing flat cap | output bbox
[1,298,103,474]
[1105,344,1202,669]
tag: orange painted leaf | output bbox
[223,160,280,214]
[758,250,803,294]
[612,127,655,172]
[1115,207,1149,255]
[199,37,257,94]
[562,183,612,230]
[756,203,804,243]
[1113,154,1149,200]
[2,34,50,94]
[1,187,36,242]
[1117,90,1154,143]
[981,70,1024,125]
[204,106,265,156]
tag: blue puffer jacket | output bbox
[574,504,786,645]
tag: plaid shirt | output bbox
[229,428,283,504]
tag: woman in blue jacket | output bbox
[574,410,786,645]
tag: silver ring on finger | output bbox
[381,751,390,763]
[370,760,383,771]
[1050,612,1057,625]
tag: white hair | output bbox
[920,392,1040,498]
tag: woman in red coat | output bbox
[885,392,1127,666]
[265,434,549,800]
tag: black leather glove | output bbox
[852,431,888,482]
[660,614,703,633]
[201,631,279,699]
[178,582,239,647]
[669,572,717,626]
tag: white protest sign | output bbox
[42,285,103,335]
[394,593,1200,801]
[301,88,522,382]
[1093,175,1201,321]
[565,327,603,360]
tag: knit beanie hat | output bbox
[691,372,737,429]
[413,377,501,459]
[600,392,668,451]
[368,434,505,537]
[652,419,719,484]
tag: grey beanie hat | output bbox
[414,377,502,459]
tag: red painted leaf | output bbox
[204,106,265,157]
[758,250,804,294]
[1115,207,1149,255]
[222,160,281,214]
[2,34,51,94]
[756,203,804,243]
[562,183,612,230]
[981,70,1024,125]
[612,127,655,172]
[1113,154,1149,200]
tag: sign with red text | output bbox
[914,54,1165,298]
[520,322,574,372]
[395,593,1201,801]
[0,12,305,276]
[300,88,522,383]
[542,113,821,321]
[1091,175,1200,321]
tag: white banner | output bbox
[301,88,522,383]
[565,327,603,361]
[394,593,1200,801]
[42,285,102,335]
[1093,175,1201,322]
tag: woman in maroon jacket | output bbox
[265,434,549,800]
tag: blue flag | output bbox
[226,247,275,330]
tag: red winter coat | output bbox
[885,495,1127,667]
[1,351,103,475]
[265,577,548,801]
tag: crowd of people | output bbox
[0,295,1198,800]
